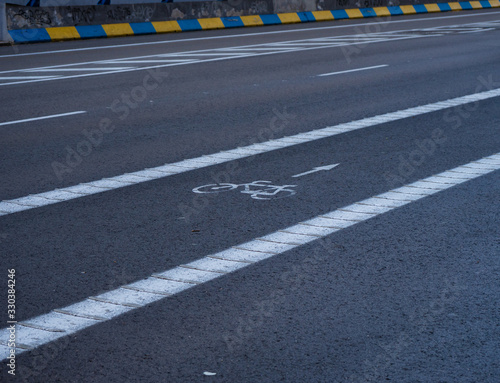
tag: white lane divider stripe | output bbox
[101,60,198,64]
[0,76,59,80]
[0,153,499,359]
[317,64,388,77]
[22,67,134,72]
[0,111,87,127]
[1,88,500,217]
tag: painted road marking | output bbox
[165,52,256,57]
[1,152,498,360]
[318,64,388,77]
[1,10,499,59]
[102,59,199,64]
[22,67,134,72]
[0,35,415,86]
[0,33,415,75]
[0,20,496,87]
[192,180,297,200]
[0,76,59,80]
[292,163,340,178]
[0,111,87,127]
[1,87,500,217]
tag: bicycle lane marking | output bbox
[192,180,298,200]
[1,87,500,217]
[191,164,339,200]
[1,152,499,360]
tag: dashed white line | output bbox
[1,152,498,360]
[318,64,388,77]
[1,87,500,216]
[0,111,87,127]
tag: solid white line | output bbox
[0,152,498,359]
[163,52,254,57]
[1,10,499,58]
[318,64,388,77]
[0,76,59,79]
[0,111,87,127]
[1,87,500,216]
[225,47,297,51]
[102,60,198,64]
[22,67,134,72]
[460,27,496,33]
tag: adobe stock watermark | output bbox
[105,264,136,291]
[15,266,134,382]
[222,237,338,353]
[351,277,464,382]
[51,68,169,181]
[341,0,401,64]
[383,74,500,188]
[177,106,296,223]
[17,336,71,383]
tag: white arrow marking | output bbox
[292,163,339,178]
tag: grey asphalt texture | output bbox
[0,9,499,383]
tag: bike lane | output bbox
[1,95,499,325]
[3,98,499,380]
[1,13,500,381]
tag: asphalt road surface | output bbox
[0,8,499,383]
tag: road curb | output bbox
[7,1,500,44]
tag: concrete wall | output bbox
[0,2,7,41]
[6,1,277,29]
[317,0,439,10]
[4,0,215,6]
[273,0,316,12]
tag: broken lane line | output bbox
[0,152,498,360]
[1,87,500,217]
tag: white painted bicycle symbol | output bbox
[193,180,297,200]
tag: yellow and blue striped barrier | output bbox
[9,0,500,43]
